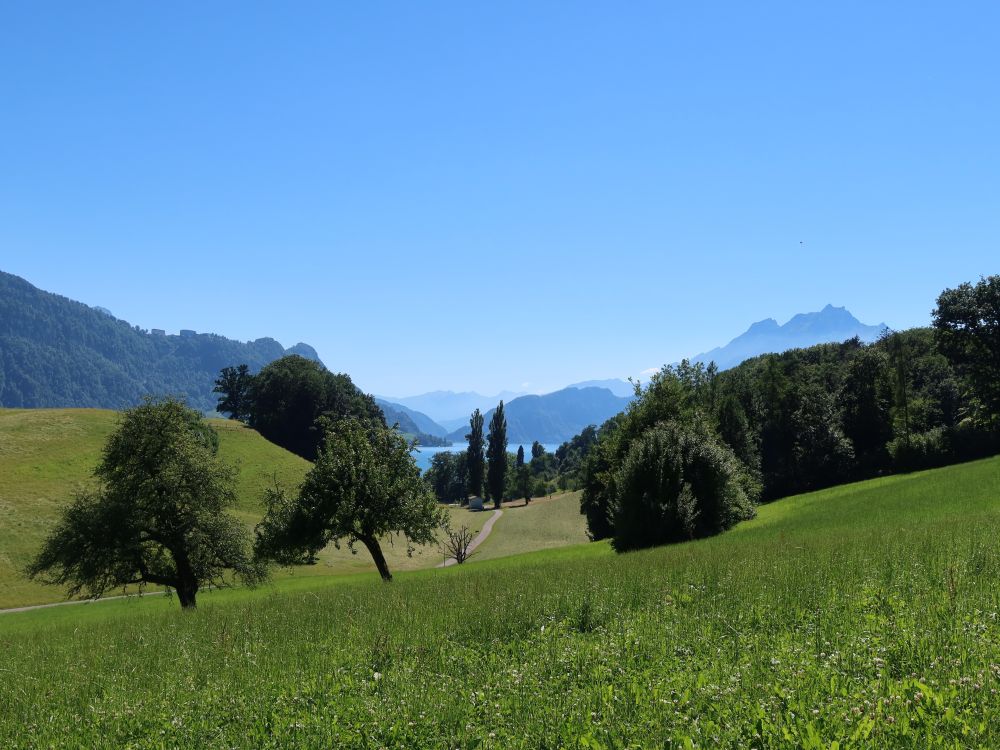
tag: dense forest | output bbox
[572,277,1000,547]
[0,271,322,412]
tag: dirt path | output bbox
[0,590,166,615]
[437,508,503,567]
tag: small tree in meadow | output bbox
[441,525,476,564]
[27,398,264,609]
[255,418,445,582]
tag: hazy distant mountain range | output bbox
[690,304,887,370]
[443,387,633,444]
[373,398,450,443]
[542,304,890,399]
[0,270,323,412]
[374,390,526,428]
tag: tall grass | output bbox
[2,457,1000,747]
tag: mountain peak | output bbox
[691,305,887,371]
[747,318,780,333]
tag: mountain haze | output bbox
[378,390,526,424]
[374,399,450,445]
[567,378,635,398]
[691,304,887,370]
[446,387,632,444]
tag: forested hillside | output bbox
[0,271,322,412]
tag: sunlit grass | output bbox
[0,410,584,608]
[3,456,1000,747]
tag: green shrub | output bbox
[611,419,756,551]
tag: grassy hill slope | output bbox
[0,409,586,608]
[2,455,999,747]
[0,409,313,607]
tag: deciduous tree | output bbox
[27,398,264,608]
[255,419,445,582]
[249,355,383,460]
[933,276,1000,425]
[213,364,255,422]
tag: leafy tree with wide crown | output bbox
[27,397,265,608]
[255,418,445,582]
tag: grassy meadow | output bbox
[0,409,584,608]
[2,455,1000,747]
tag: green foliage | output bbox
[611,419,756,550]
[214,364,255,423]
[554,424,599,490]
[933,275,1000,423]
[486,401,508,509]
[515,444,531,503]
[26,398,264,608]
[839,346,892,472]
[249,355,383,460]
[465,409,485,498]
[423,451,468,504]
[255,419,446,582]
[531,440,544,460]
[581,363,714,542]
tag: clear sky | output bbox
[2,2,997,396]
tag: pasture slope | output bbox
[1,454,999,747]
[0,408,585,608]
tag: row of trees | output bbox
[424,399,557,506]
[424,438,555,506]
[573,276,1000,550]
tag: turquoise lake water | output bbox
[413,442,560,472]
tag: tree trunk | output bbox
[172,553,200,609]
[359,535,393,582]
[176,579,199,609]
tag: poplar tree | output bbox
[466,409,485,499]
[486,401,508,509]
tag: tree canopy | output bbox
[933,275,1000,425]
[248,355,384,460]
[612,419,755,551]
[27,398,264,608]
[255,419,445,582]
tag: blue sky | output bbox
[2,2,997,396]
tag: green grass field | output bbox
[2,450,1000,747]
[0,409,586,608]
